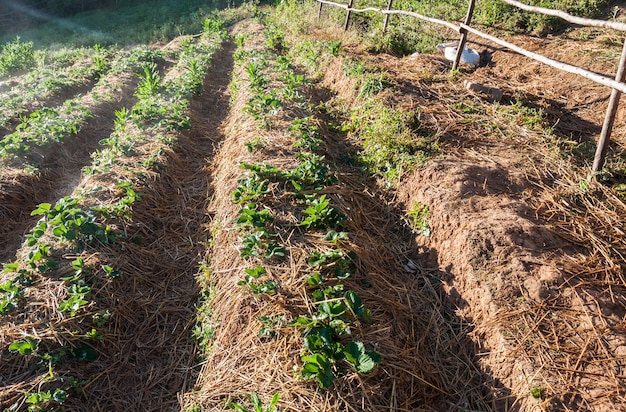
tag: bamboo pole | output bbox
[460,23,626,94]
[383,0,393,33]
[344,0,354,30]
[592,38,626,172]
[501,0,626,32]
[452,0,476,71]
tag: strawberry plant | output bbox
[258,315,286,338]
[289,116,322,151]
[0,280,22,315]
[30,197,117,247]
[301,195,346,230]
[285,153,336,192]
[25,388,67,412]
[240,229,285,260]
[57,281,91,317]
[232,176,270,204]
[308,249,355,280]
[244,91,281,128]
[238,266,278,295]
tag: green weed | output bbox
[408,202,431,237]
[228,392,280,412]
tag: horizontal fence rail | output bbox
[316,0,626,173]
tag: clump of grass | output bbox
[344,100,438,183]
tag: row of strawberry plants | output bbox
[0,44,111,129]
[0,19,227,411]
[0,45,168,161]
[87,21,227,175]
[231,25,380,391]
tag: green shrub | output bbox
[0,37,35,77]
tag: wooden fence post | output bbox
[344,0,354,31]
[383,0,393,33]
[593,37,626,173]
[452,0,476,71]
[318,0,323,19]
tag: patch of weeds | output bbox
[452,101,484,115]
[326,40,342,56]
[342,59,367,78]
[497,100,546,130]
[92,43,111,80]
[530,384,542,401]
[134,61,162,99]
[346,101,436,183]
[265,25,285,52]
[408,202,430,237]
[193,262,217,357]
[245,59,269,91]
[359,73,390,98]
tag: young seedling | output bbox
[228,392,280,412]
[238,266,278,295]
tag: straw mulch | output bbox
[182,19,495,412]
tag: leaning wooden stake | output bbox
[452,0,476,71]
[593,38,626,173]
[344,0,354,30]
[383,0,393,33]
[318,0,323,19]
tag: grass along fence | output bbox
[317,0,626,174]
